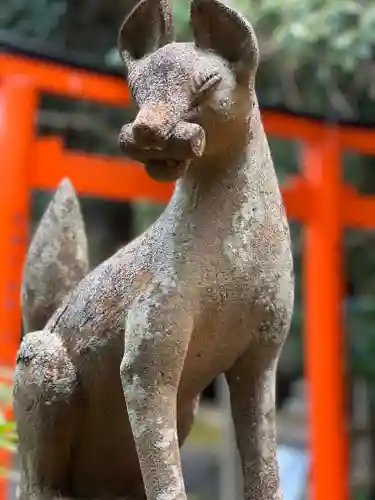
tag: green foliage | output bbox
[0,383,17,478]
[0,419,16,454]
[245,0,375,72]
[238,0,375,118]
[0,384,17,454]
[1,0,66,40]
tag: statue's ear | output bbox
[190,0,259,81]
[118,0,175,75]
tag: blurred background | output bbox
[1,0,375,499]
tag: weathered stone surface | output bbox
[21,178,89,333]
[14,2,294,499]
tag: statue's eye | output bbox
[192,72,222,105]
[197,73,222,93]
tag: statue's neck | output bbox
[170,109,274,215]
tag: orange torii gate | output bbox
[1,39,375,500]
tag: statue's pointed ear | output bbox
[118,0,175,75]
[190,0,259,81]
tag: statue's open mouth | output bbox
[119,121,205,182]
[144,159,190,182]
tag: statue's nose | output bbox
[132,123,164,147]
[132,104,172,148]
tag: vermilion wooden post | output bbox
[0,77,36,499]
[303,131,348,500]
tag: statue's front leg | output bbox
[121,288,193,500]
[225,304,293,500]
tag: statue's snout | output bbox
[120,119,206,161]
[132,104,172,149]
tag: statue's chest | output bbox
[221,199,269,271]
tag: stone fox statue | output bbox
[13,0,294,499]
